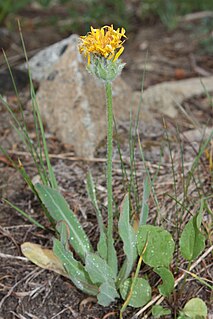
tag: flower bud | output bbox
[87,56,126,82]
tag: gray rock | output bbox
[181,127,213,143]
[21,34,79,82]
[142,76,213,118]
[35,38,141,157]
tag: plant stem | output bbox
[179,260,192,296]
[105,81,115,270]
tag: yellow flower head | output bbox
[79,25,126,64]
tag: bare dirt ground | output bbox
[0,6,212,319]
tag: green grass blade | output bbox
[188,132,213,182]
[3,199,45,229]
[30,82,58,189]
[3,155,34,194]
[18,21,58,190]
[139,175,151,226]
[137,133,160,216]
[17,162,54,223]
[0,95,48,186]
[113,117,128,192]
[86,171,105,232]
[0,145,54,224]
[1,53,45,177]
[128,107,140,212]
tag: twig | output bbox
[0,252,28,261]
[0,48,40,70]
[131,245,213,318]
[7,149,164,169]
[7,150,119,163]
[181,11,213,22]
[50,305,79,319]
[3,224,33,230]
[190,54,212,77]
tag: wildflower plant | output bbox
[1,25,209,318]
[21,25,175,312]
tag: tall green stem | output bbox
[105,81,117,275]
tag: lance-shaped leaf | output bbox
[118,194,137,282]
[154,267,175,296]
[56,220,69,248]
[96,232,108,261]
[35,183,92,260]
[97,281,119,306]
[180,210,205,261]
[86,172,107,260]
[107,239,118,279]
[85,252,116,285]
[53,239,98,296]
[137,225,175,268]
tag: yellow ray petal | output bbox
[113,46,124,61]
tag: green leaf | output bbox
[179,213,205,261]
[117,259,130,289]
[118,194,137,281]
[181,298,207,319]
[56,221,69,248]
[120,277,151,308]
[140,176,151,226]
[85,252,115,285]
[53,239,98,296]
[97,281,119,306]
[86,172,101,218]
[137,225,175,268]
[3,198,45,230]
[97,232,108,260]
[86,172,107,260]
[152,305,171,318]
[154,267,174,296]
[107,240,118,279]
[196,200,204,229]
[35,183,92,260]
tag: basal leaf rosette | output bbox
[78,25,126,81]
